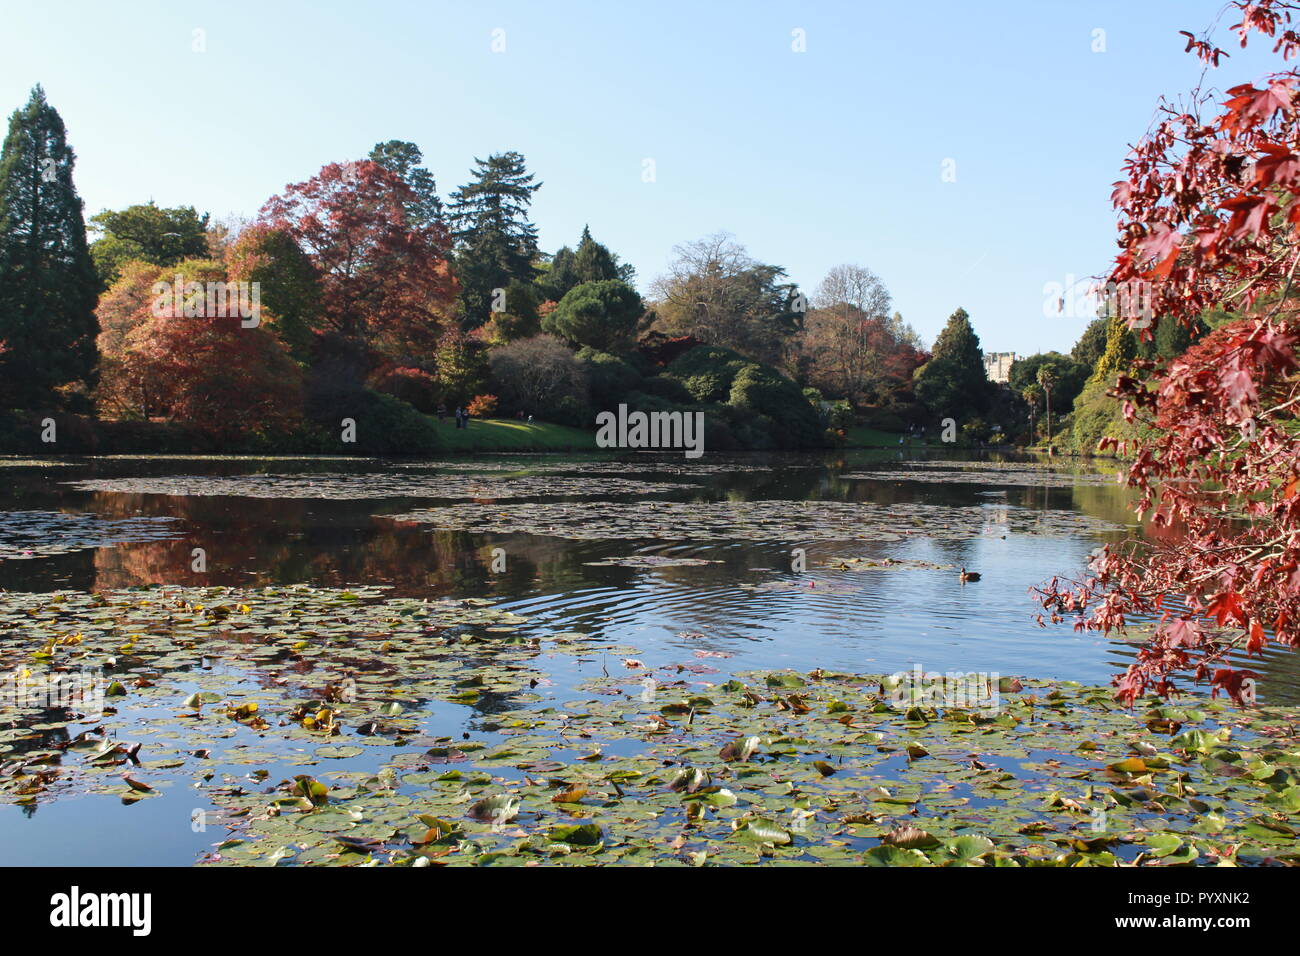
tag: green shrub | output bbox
[0,411,99,453]
[701,415,741,451]
[542,280,643,351]
[549,394,594,428]
[620,390,679,415]
[960,418,992,443]
[576,347,643,408]
[666,345,750,390]
[727,364,823,448]
[640,374,693,404]
[682,371,728,402]
[317,389,443,456]
[1063,380,1136,454]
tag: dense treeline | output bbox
[0,85,1173,454]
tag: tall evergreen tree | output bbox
[538,225,636,301]
[572,225,619,283]
[0,86,99,408]
[1134,314,1206,362]
[543,244,578,301]
[912,307,990,418]
[1071,316,1109,370]
[446,152,541,325]
[368,140,444,231]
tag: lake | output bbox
[2,451,1296,866]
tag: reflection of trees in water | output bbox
[1064,483,1143,530]
[89,485,789,601]
[80,487,590,594]
[0,547,97,591]
[0,711,77,815]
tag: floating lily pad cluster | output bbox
[0,511,179,560]
[582,556,722,568]
[204,669,1300,867]
[383,499,1124,542]
[0,585,544,805]
[533,460,789,476]
[883,460,1110,473]
[739,578,859,595]
[397,461,551,472]
[844,463,1117,488]
[64,473,697,500]
[399,458,829,477]
[0,585,1296,866]
[92,455,378,462]
[825,557,958,572]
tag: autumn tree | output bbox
[94,259,168,418]
[369,140,444,230]
[257,160,456,373]
[0,85,99,409]
[133,309,304,442]
[792,265,924,405]
[650,233,803,365]
[95,257,303,439]
[1039,0,1300,703]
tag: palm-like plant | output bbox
[1022,383,1042,441]
[1036,365,1058,448]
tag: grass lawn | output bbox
[429,417,598,453]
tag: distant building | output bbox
[984,351,1016,384]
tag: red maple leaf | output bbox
[1135,222,1182,278]
[1207,590,1247,626]
[1222,80,1295,131]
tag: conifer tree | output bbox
[368,140,445,231]
[446,152,541,325]
[538,225,636,302]
[912,307,990,419]
[0,85,99,408]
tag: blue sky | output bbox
[0,1,1281,354]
